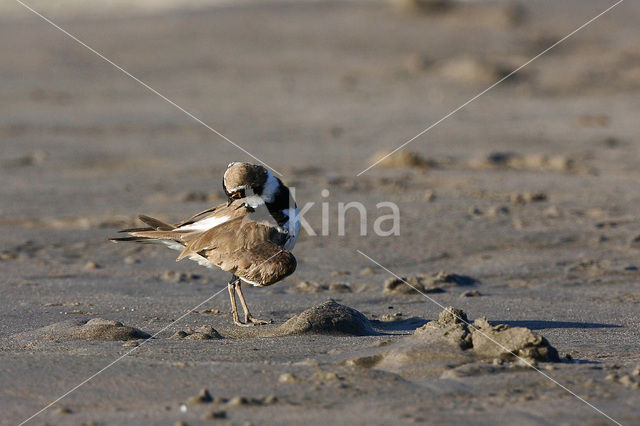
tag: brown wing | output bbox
[228,242,296,286]
[204,239,296,286]
[112,201,245,244]
[178,217,296,286]
[112,200,295,285]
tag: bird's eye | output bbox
[231,191,242,199]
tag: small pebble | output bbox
[359,267,375,275]
[487,205,509,217]
[171,331,188,339]
[0,252,17,260]
[84,261,101,270]
[543,205,560,218]
[328,282,352,293]
[263,394,278,404]
[468,206,483,216]
[618,375,639,389]
[204,410,227,420]
[510,191,547,205]
[380,312,403,321]
[605,373,618,382]
[602,136,620,148]
[278,373,297,383]
[228,396,249,406]
[424,190,436,202]
[312,371,341,382]
[188,388,213,404]
[163,271,200,282]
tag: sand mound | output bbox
[470,317,558,361]
[224,301,376,339]
[15,318,151,342]
[275,300,376,336]
[349,307,559,378]
[437,56,508,84]
[417,307,559,362]
[383,276,440,295]
[369,151,437,170]
[414,307,473,349]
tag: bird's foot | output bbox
[245,315,273,325]
[233,319,256,327]
[232,316,271,327]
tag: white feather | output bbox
[239,277,262,287]
[260,170,280,203]
[244,195,265,208]
[161,241,184,251]
[159,239,214,268]
[176,215,230,231]
[188,253,214,268]
[240,171,280,208]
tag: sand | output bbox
[1,0,640,424]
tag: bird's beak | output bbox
[227,191,242,206]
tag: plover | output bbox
[112,162,299,326]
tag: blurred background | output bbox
[2,0,639,266]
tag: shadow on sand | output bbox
[370,317,429,332]
[496,320,621,330]
[370,318,622,334]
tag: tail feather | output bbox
[128,230,183,240]
[110,236,153,243]
[138,215,174,230]
[111,215,179,245]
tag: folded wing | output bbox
[111,202,296,286]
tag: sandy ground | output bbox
[1,0,640,424]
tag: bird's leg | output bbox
[227,276,244,327]
[235,280,272,325]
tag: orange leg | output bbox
[235,280,272,325]
[227,276,244,326]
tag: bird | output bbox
[111,162,299,326]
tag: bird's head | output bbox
[223,162,280,207]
